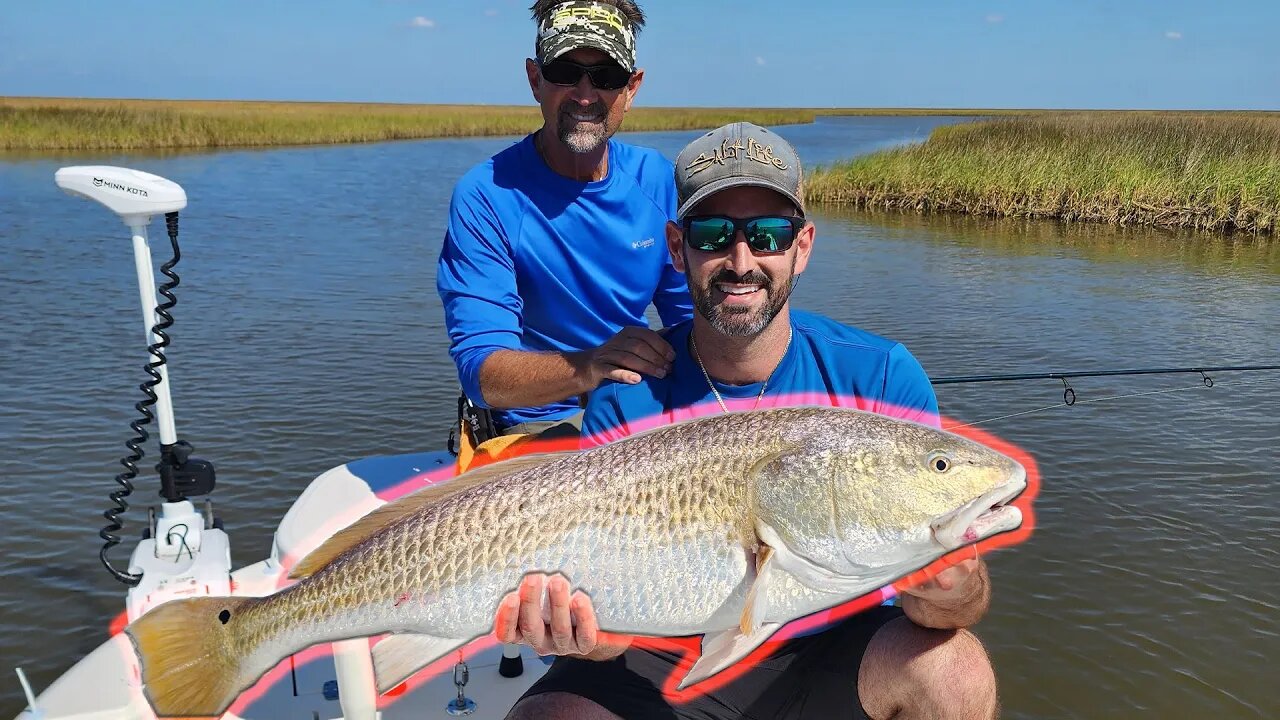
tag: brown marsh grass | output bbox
[807,112,1280,234]
[0,97,819,150]
[0,97,1022,151]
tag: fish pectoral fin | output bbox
[677,623,783,691]
[371,633,470,694]
[740,543,774,634]
[687,538,783,690]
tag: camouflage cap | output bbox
[536,1,637,72]
[674,122,805,221]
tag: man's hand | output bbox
[478,326,674,409]
[581,327,675,386]
[494,573,633,661]
[904,558,979,603]
[899,551,990,629]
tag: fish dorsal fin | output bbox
[288,451,571,579]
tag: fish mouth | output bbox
[931,464,1027,550]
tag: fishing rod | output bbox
[936,364,1280,405]
[931,364,1279,405]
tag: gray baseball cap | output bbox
[536,1,638,72]
[674,122,804,221]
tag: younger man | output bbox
[501,123,999,720]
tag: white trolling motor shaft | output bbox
[55,166,188,446]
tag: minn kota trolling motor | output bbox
[54,166,231,622]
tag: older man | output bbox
[437,0,692,444]
[500,123,999,720]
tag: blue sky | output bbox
[2,0,1276,109]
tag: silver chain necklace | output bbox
[690,326,793,414]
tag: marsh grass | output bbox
[807,112,1280,234]
[0,97,1020,151]
[0,97,828,151]
[0,98,785,150]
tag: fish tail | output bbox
[125,596,261,718]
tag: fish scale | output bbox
[260,419,764,639]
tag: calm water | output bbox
[1,116,1277,719]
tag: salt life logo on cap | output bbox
[536,1,638,72]
[684,136,790,177]
[674,122,805,221]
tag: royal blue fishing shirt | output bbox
[437,134,694,429]
[580,309,940,638]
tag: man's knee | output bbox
[505,691,623,720]
[858,617,998,720]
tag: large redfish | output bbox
[126,406,1026,717]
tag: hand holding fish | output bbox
[494,572,633,661]
[900,551,991,629]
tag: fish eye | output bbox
[928,453,952,473]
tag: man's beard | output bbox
[557,101,614,154]
[689,254,797,337]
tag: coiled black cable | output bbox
[100,212,182,586]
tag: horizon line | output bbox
[3,95,1276,114]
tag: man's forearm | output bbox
[901,560,991,630]
[477,349,594,409]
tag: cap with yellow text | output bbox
[536,1,637,72]
[674,122,804,221]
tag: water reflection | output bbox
[813,204,1280,277]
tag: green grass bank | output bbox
[807,112,1280,234]
[0,97,1017,151]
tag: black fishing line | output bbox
[948,374,1279,429]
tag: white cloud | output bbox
[485,9,499,16]
[986,14,1004,23]
[410,16,436,28]
[755,56,766,66]
[1165,30,1182,40]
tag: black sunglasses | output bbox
[682,215,805,254]
[540,59,633,91]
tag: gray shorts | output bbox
[517,605,905,720]
[500,410,584,441]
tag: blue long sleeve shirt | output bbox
[581,310,940,446]
[437,134,694,428]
